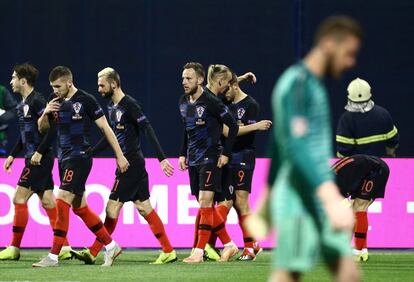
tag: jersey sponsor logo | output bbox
[23,104,31,118]
[72,102,83,120]
[237,107,245,119]
[196,106,206,125]
[291,116,308,137]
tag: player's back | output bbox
[271,62,334,205]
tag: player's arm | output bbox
[128,102,173,176]
[335,113,355,158]
[3,138,23,172]
[223,102,271,137]
[222,120,272,137]
[31,100,57,165]
[94,116,129,173]
[237,72,257,84]
[90,137,109,156]
[210,99,239,167]
[38,97,60,133]
[178,127,188,171]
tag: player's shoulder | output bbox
[123,94,143,110]
[274,63,311,96]
[76,89,98,102]
[203,88,222,104]
[244,95,259,108]
[179,94,188,104]
[29,90,46,104]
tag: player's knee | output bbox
[41,198,55,209]
[235,198,249,214]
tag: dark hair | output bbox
[13,63,39,86]
[98,67,121,87]
[183,62,205,79]
[49,66,73,82]
[229,71,238,85]
[314,15,363,44]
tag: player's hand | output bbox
[255,120,272,131]
[238,72,257,84]
[3,156,14,173]
[116,155,130,173]
[160,159,174,177]
[217,155,229,168]
[30,152,43,166]
[178,156,188,171]
[317,181,354,231]
[44,97,61,114]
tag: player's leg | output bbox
[72,199,123,264]
[71,193,121,267]
[321,209,360,282]
[352,198,372,262]
[183,185,215,263]
[32,189,76,267]
[269,270,301,282]
[135,199,176,264]
[326,256,360,282]
[235,190,261,260]
[0,186,34,260]
[38,189,72,260]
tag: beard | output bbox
[102,89,114,99]
[185,85,198,96]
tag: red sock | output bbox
[72,206,112,246]
[196,207,213,249]
[45,207,70,246]
[354,211,368,250]
[11,203,29,248]
[89,217,118,257]
[51,199,70,255]
[238,214,254,249]
[212,207,231,245]
[209,205,230,247]
[145,210,174,253]
[192,210,201,248]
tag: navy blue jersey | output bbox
[10,90,53,158]
[332,154,388,197]
[228,95,259,166]
[179,88,238,166]
[92,95,166,162]
[107,95,166,161]
[49,90,104,161]
[336,105,399,157]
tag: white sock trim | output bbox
[105,240,116,251]
[48,253,58,261]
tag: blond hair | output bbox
[98,67,121,87]
[207,64,232,85]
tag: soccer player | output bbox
[179,62,239,263]
[221,72,271,260]
[333,155,389,262]
[71,67,176,265]
[200,65,270,261]
[1,63,71,261]
[32,66,128,267]
[269,16,363,281]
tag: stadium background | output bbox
[0,0,412,157]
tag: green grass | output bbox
[1,250,413,281]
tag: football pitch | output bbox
[1,250,413,282]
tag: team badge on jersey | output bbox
[115,110,125,129]
[196,106,205,125]
[23,104,31,118]
[72,102,83,120]
[236,108,246,126]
